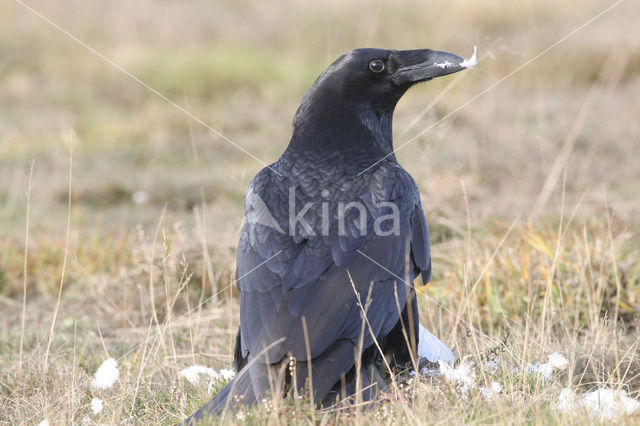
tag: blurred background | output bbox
[2,0,639,234]
[2,0,640,422]
[1,0,639,312]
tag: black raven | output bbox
[185,47,474,422]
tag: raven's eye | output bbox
[369,60,385,72]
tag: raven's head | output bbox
[291,47,476,156]
[315,47,475,106]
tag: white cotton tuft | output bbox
[521,353,568,381]
[91,397,104,415]
[553,388,578,411]
[91,358,119,390]
[581,389,640,419]
[220,368,235,381]
[523,361,553,381]
[417,324,456,365]
[179,365,221,384]
[538,362,554,381]
[524,362,539,375]
[439,360,476,393]
[38,421,49,426]
[553,388,640,420]
[547,352,569,369]
[460,46,478,68]
[480,381,503,399]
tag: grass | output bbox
[1,0,640,424]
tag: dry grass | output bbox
[1,0,640,424]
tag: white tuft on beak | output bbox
[460,45,478,69]
[435,61,454,69]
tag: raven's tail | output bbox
[417,323,456,365]
[182,365,254,425]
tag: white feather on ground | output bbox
[179,365,221,384]
[525,362,553,381]
[219,368,235,381]
[91,358,119,390]
[480,381,503,399]
[91,397,104,415]
[439,360,476,394]
[547,352,569,369]
[553,388,640,420]
[519,353,569,381]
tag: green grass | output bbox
[1,0,640,424]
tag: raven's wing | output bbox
[237,161,431,367]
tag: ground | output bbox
[1,0,639,423]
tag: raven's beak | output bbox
[392,46,477,86]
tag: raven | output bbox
[185,47,475,422]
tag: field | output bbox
[1,0,640,423]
